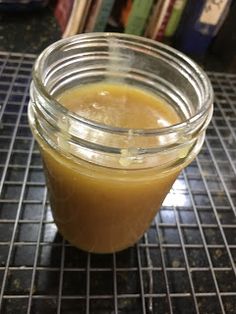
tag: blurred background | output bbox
[0,0,235,72]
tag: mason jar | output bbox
[28,33,213,253]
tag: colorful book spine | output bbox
[176,0,232,56]
[93,0,116,32]
[153,0,176,41]
[84,0,103,33]
[62,0,88,38]
[125,0,154,36]
[164,0,187,37]
[145,0,164,38]
[78,0,92,33]
[54,0,74,32]
[211,1,236,69]
[197,0,231,36]
[121,0,133,27]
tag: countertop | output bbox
[0,6,61,54]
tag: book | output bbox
[175,0,232,56]
[211,1,236,71]
[145,0,164,38]
[84,0,103,32]
[78,0,92,33]
[94,0,116,32]
[84,0,116,32]
[54,0,74,33]
[153,0,176,41]
[62,0,88,38]
[164,0,187,37]
[121,0,133,27]
[124,0,154,36]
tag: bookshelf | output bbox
[0,0,234,72]
[53,0,235,71]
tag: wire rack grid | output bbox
[0,52,235,314]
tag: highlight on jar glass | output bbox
[28,33,213,253]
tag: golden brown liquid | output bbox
[40,83,182,253]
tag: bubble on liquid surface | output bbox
[92,102,103,110]
[99,90,110,96]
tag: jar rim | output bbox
[33,32,213,136]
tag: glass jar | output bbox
[28,33,213,253]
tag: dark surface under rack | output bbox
[0,52,235,314]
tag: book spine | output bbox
[54,0,74,32]
[62,0,88,38]
[93,0,116,32]
[196,0,231,36]
[211,1,236,69]
[84,0,103,32]
[125,0,154,36]
[145,0,165,38]
[62,0,78,38]
[121,0,133,27]
[154,0,176,41]
[164,0,187,37]
[176,0,232,56]
[78,0,92,33]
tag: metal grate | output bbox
[0,51,236,314]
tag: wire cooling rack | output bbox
[0,52,235,314]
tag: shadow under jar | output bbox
[28,33,213,253]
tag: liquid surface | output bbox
[38,83,183,253]
[57,83,181,128]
